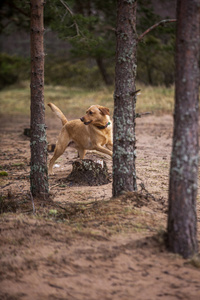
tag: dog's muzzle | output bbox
[80,117,92,125]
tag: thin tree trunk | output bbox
[167,0,200,258]
[96,57,113,86]
[30,0,48,198]
[113,0,137,197]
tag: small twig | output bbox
[136,112,151,118]
[139,182,157,201]
[138,19,176,42]
[59,0,80,36]
[1,182,13,189]
[132,89,141,96]
[50,183,64,190]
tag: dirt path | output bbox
[0,114,200,300]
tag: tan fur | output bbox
[48,103,68,126]
[48,103,113,174]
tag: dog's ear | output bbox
[99,106,110,116]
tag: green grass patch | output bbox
[0,81,175,117]
[0,171,8,176]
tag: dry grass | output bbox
[136,84,174,115]
[0,81,175,117]
[0,189,166,236]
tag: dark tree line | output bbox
[1,0,176,88]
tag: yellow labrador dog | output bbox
[48,103,113,174]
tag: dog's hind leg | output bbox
[94,145,112,157]
[49,127,70,175]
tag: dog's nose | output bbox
[80,117,84,122]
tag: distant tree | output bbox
[112,0,138,196]
[30,0,49,198]
[46,0,116,86]
[167,0,200,258]
[137,2,176,86]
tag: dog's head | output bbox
[80,105,110,126]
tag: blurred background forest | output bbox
[0,0,176,90]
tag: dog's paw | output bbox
[48,170,55,176]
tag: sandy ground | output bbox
[0,113,200,300]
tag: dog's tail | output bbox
[48,103,68,126]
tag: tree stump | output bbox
[67,159,110,186]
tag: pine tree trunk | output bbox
[167,0,200,258]
[112,0,137,197]
[30,0,48,198]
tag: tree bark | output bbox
[112,0,137,197]
[67,159,110,186]
[30,0,49,198]
[167,0,200,258]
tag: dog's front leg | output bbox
[78,148,87,159]
[106,142,113,151]
[94,145,112,157]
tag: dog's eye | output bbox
[89,111,93,115]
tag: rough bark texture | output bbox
[167,0,200,258]
[113,0,137,197]
[67,159,110,186]
[30,0,49,198]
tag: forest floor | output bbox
[1,112,200,300]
